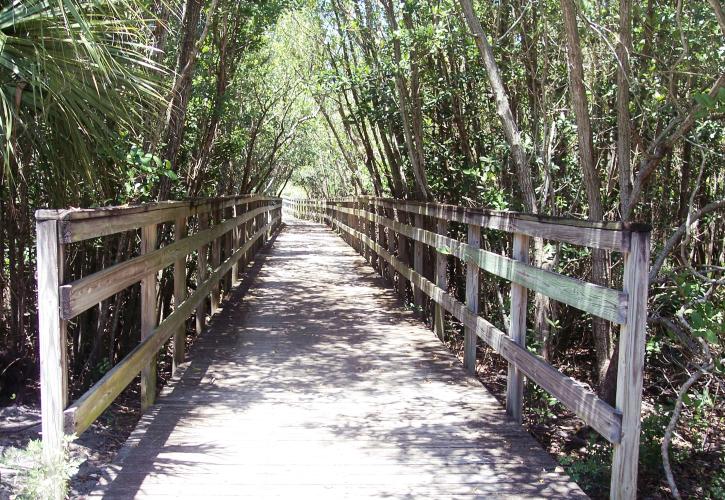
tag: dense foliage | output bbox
[0,0,722,497]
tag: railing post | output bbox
[196,211,209,334]
[173,215,187,374]
[506,232,529,423]
[434,218,449,341]
[140,223,158,410]
[463,223,481,374]
[413,213,425,312]
[210,206,221,314]
[224,205,234,291]
[37,219,68,463]
[396,209,409,302]
[611,230,650,500]
[241,201,251,271]
[385,205,397,286]
[231,203,240,283]
[376,203,386,277]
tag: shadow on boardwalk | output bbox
[89,220,586,499]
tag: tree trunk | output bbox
[457,0,537,213]
[560,0,612,382]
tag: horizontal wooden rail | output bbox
[37,194,278,243]
[60,204,275,319]
[37,195,282,461]
[326,196,650,252]
[63,215,280,434]
[328,215,622,442]
[287,196,650,500]
[332,205,628,324]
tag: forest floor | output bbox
[0,387,139,499]
[445,331,725,500]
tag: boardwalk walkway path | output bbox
[91,220,586,499]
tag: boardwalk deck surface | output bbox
[91,220,586,499]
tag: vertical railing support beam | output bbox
[413,213,425,312]
[434,218,449,341]
[37,219,68,464]
[173,216,187,374]
[506,232,530,423]
[463,224,481,374]
[140,223,158,410]
[611,231,650,500]
[210,206,221,314]
[196,211,209,334]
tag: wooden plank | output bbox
[60,204,276,319]
[434,219,448,341]
[376,204,386,278]
[64,217,280,435]
[361,197,634,252]
[43,195,279,243]
[332,218,622,443]
[224,206,234,292]
[36,220,67,462]
[396,209,409,302]
[196,212,209,335]
[35,194,276,222]
[385,206,397,286]
[610,231,650,500]
[140,224,158,411]
[173,215,187,374]
[211,207,222,314]
[89,219,585,499]
[464,224,480,374]
[506,233,529,423]
[231,204,240,283]
[332,205,627,324]
[413,214,425,310]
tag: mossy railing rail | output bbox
[285,196,650,500]
[36,194,282,462]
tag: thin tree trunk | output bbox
[560,0,612,381]
[457,0,537,213]
[616,0,632,216]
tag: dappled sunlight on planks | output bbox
[89,220,586,499]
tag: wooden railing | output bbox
[285,196,650,500]
[36,195,282,460]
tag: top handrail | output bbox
[292,196,650,252]
[37,194,279,243]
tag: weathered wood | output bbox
[506,233,529,423]
[330,216,623,443]
[224,206,234,291]
[173,215,187,374]
[355,197,638,252]
[59,204,275,319]
[231,204,240,283]
[464,224,481,374]
[332,205,627,324]
[211,207,222,314]
[36,220,67,463]
[90,220,585,499]
[140,224,158,411]
[37,194,276,243]
[610,231,650,500]
[196,212,209,335]
[64,217,280,435]
[396,209,409,302]
[385,206,397,286]
[375,203,386,276]
[434,219,448,341]
[413,214,425,310]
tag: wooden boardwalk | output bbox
[91,220,586,499]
